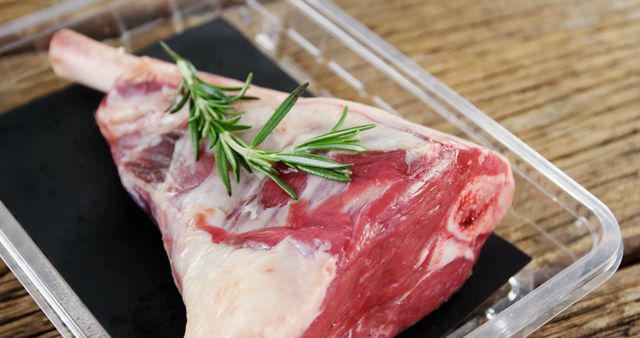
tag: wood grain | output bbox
[0,0,64,24]
[0,0,639,336]
[531,263,640,338]
[0,262,59,338]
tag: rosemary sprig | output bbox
[161,42,375,199]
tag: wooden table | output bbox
[0,0,638,337]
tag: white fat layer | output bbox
[401,147,454,203]
[404,148,428,166]
[300,174,348,209]
[413,246,431,269]
[341,185,388,214]
[97,85,184,139]
[177,230,336,338]
[429,238,475,271]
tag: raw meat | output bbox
[49,29,514,338]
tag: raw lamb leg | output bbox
[49,29,514,338]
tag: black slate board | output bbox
[0,19,530,337]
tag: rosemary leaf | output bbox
[269,153,351,169]
[254,166,298,200]
[295,143,366,152]
[215,142,231,195]
[296,165,351,182]
[250,82,308,148]
[331,105,349,131]
[229,73,253,102]
[294,124,375,149]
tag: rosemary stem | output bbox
[161,41,375,198]
[177,60,193,86]
[220,132,248,156]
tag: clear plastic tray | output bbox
[0,0,622,337]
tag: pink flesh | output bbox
[49,29,514,337]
